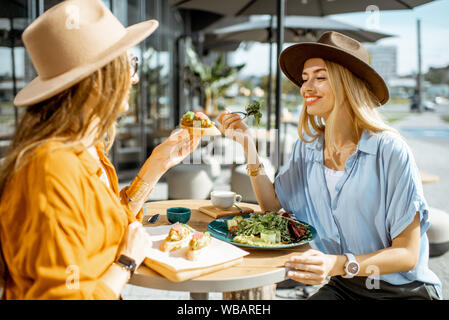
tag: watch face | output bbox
[118,255,137,271]
[347,262,359,274]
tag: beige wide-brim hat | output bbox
[279,31,389,106]
[14,0,159,107]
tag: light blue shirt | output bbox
[275,130,442,298]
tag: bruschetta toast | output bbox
[185,231,212,261]
[180,111,221,136]
[160,223,192,252]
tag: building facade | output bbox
[365,44,398,81]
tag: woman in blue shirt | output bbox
[217,31,442,299]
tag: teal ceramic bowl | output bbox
[166,207,191,224]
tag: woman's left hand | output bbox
[285,249,338,285]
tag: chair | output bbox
[230,157,276,204]
[165,152,221,200]
[428,207,449,257]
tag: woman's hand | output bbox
[285,249,338,286]
[149,128,202,172]
[118,221,152,267]
[217,110,252,146]
[101,222,152,297]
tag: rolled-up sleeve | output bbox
[119,186,143,223]
[384,138,429,240]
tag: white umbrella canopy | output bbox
[171,0,434,16]
[209,16,394,43]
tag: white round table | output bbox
[129,200,309,299]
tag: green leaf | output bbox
[245,100,263,126]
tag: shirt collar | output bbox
[305,134,324,162]
[76,147,103,177]
[357,130,378,155]
[305,134,324,151]
[304,130,378,156]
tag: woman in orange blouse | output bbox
[0,0,200,299]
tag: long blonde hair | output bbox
[298,60,397,156]
[0,53,131,196]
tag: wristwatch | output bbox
[342,253,360,278]
[115,254,137,278]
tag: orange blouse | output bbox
[0,142,142,300]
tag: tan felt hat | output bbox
[14,0,159,107]
[279,31,389,106]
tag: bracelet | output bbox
[126,175,153,203]
[246,163,264,177]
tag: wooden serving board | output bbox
[199,205,254,219]
[143,257,244,282]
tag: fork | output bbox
[143,214,160,225]
[234,204,243,214]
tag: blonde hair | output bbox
[0,53,131,195]
[298,60,397,158]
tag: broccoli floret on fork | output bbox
[232,100,263,125]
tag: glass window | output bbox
[0,2,35,154]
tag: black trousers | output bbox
[308,276,441,300]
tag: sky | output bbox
[230,0,449,77]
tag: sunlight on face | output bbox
[120,50,139,113]
[300,58,335,119]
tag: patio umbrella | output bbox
[172,0,435,169]
[202,34,242,54]
[172,0,434,16]
[178,8,225,33]
[209,15,393,43]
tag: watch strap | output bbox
[115,254,137,277]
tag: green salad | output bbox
[226,212,310,247]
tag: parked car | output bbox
[422,100,436,112]
[435,96,449,105]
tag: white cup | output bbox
[210,191,242,210]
